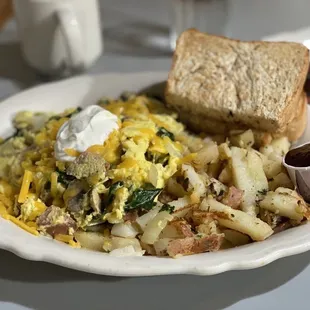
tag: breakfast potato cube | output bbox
[230,147,268,216]
[200,197,273,241]
[259,144,274,157]
[74,231,106,251]
[141,211,173,245]
[208,160,222,178]
[160,220,194,238]
[193,141,219,171]
[259,188,307,221]
[218,164,232,185]
[230,129,254,149]
[269,172,294,191]
[223,229,251,246]
[270,137,291,157]
[218,143,231,160]
[263,159,282,180]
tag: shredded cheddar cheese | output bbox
[116,158,138,169]
[69,240,81,248]
[149,136,167,154]
[26,221,37,229]
[8,216,39,236]
[64,148,80,157]
[86,144,105,154]
[18,170,33,203]
[55,234,73,243]
[50,172,58,197]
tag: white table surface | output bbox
[1,1,310,309]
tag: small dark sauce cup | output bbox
[283,143,310,203]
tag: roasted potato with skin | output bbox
[160,220,194,239]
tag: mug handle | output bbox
[55,6,85,72]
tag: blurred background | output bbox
[2,0,310,56]
[1,0,310,97]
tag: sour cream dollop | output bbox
[54,105,119,161]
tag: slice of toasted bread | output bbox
[166,29,309,134]
[177,91,307,142]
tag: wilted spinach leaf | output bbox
[156,127,175,141]
[125,186,162,211]
[146,152,169,165]
[56,168,74,186]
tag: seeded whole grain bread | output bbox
[165,29,309,140]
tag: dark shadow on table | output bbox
[0,249,309,310]
[0,42,38,91]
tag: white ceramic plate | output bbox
[1,72,310,277]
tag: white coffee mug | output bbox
[13,0,103,76]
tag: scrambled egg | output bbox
[20,196,46,222]
[101,99,185,192]
[0,94,191,231]
[103,187,129,223]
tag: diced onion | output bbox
[136,206,161,231]
[148,164,160,188]
[169,196,191,210]
[110,236,142,252]
[111,222,139,238]
[109,245,145,257]
[141,211,173,245]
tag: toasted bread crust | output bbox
[166,29,309,134]
[276,92,307,141]
[175,92,307,142]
